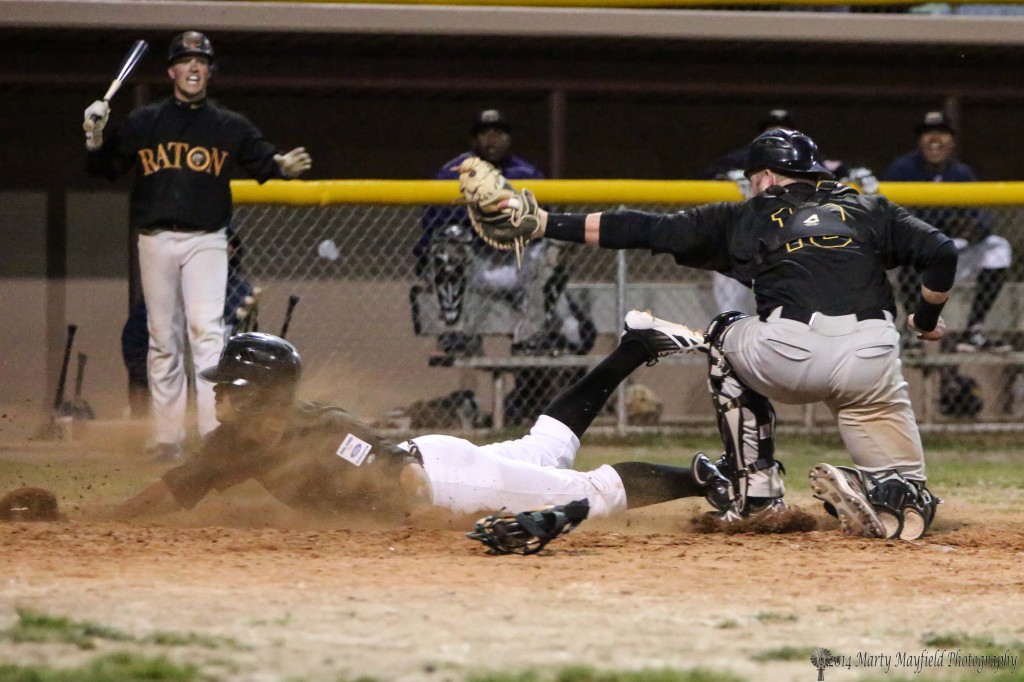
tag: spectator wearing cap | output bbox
[883,111,1013,353]
[697,108,878,315]
[416,109,544,268]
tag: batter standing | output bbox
[485,128,958,540]
[83,32,312,460]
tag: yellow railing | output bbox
[239,0,1024,6]
[232,179,1024,207]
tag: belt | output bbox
[138,224,221,235]
[777,306,886,324]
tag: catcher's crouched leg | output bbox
[809,464,939,540]
[466,499,590,555]
[705,312,785,520]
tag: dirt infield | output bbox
[1,440,1023,681]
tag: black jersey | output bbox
[585,182,953,320]
[161,403,413,519]
[87,97,282,232]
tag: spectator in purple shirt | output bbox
[882,111,1013,353]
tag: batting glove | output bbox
[83,100,110,150]
[845,166,879,194]
[725,169,753,199]
[274,147,312,178]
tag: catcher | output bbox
[457,129,957,541]
[108,313,730,553]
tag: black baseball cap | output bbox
[916,111,956,136]
[759,108,796,132]
[472,109,511,135]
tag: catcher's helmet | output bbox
[744,128,833,180]
[168,31,215,64]
[199,333,301,413]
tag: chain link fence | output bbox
[231,182,1024,435]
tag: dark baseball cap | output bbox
[916,111,956,136]
[759,108,796,132]
[472,109,511,135]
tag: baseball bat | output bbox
[89,40,149,122]
[52,324,77,411]
[280,295,300,339]
[71,353,96,420]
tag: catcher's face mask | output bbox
[430,224,473,325]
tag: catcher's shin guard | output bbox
[466,499,590,555]
[705,311,784,517]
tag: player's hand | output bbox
[725,169,752,199]
[908,313,946,341]
[274,147,312,178]
[83,100,110,149]
[845,167,879,194]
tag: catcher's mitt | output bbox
[0,487,64,522]
[466,498,590,555]
[457,156,541,263]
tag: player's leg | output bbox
[956,235,1012,352]
[180,229,228,439]
[138,231,188,454]
[813,320,937,540]
[543,309,706,439]
[410,433,727,518]
[481,309,706,469]
[703,312,786,519]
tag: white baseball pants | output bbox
[402,415,628,518]
[138,229,228,446]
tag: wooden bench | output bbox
[428,352,706,430]
[416,280,1024,429]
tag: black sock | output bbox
[542,339,650,438]
[966,268,1007,330]
[611,461,704,509]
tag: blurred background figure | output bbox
[413,108,595,425]
[882,110,1013,353]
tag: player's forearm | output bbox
[541,210,656,249]
[112,480,182,519]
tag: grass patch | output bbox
[2,608,132,649]
[145,630,248,651]
[751,646,813,662]
[922,631,1024,656]
[753,611,798,624]
[0,652,200,682]
[1,608,249,653]
[467,667,745,682]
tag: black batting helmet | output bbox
[199,333,301,413]
[168,31,215,64]
[744,128,833,180]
